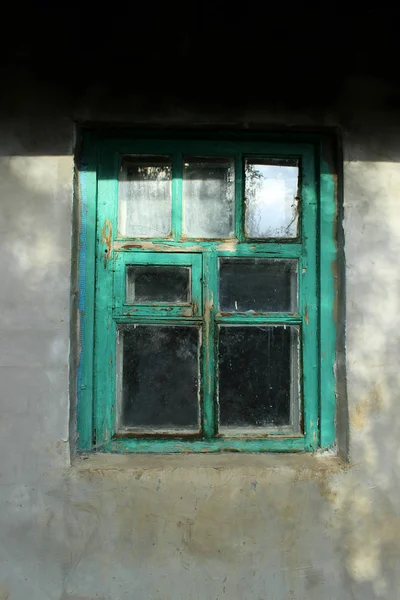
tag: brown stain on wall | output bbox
[75,454,346,513]
[0,584,10,600]
[60,594,105,600]
[55,454,364,596]
[350,383,384,430]
[281,460,346,504]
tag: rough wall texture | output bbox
[0,81,400,599]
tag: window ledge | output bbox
[72,451,346,476]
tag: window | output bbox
[77,134,337,453]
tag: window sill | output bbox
[73,450,346,476]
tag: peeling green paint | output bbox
[77,133,337,453]
[319,147,338,448]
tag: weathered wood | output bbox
[77,134,337,454]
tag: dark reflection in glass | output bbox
[126,266,190,303]
[119,326,200,430]
[219,258,297,312]
[218,326,298,428]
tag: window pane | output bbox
[245,160,299,238]
[218,326,299,430]
[126,266,190,303]
[183,157,235,238]
[118,156,172,237]
[219,259,297,312]
[118,326,200,430]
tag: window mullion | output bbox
[202,251,218,438]
[300,152,318,450]
[94,147,118,447]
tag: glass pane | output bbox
[183,157,235,238]
[118,326,200,430]
[126,266,190,303]
[218,326,299,430]
[219,259,297,312]
[118,156,172,237]
[245,160,299,238]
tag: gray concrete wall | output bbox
[1,87,400,599]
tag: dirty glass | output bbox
[118,156,172,237]
[219,258,298,312]
[218,326,299,429]
[118,325,200,430]
[126,266,190,304]
[245,160,299,238]
[183,157,235,238]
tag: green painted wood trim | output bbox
[202,252,218,438]
[102,436,306,453]
[217,245,302,257]
[77,133,97,450]
[215,314,302,325]
[172,153,183,240]
[118,306,196,318]
[113,251,202,317]
[115,241,302,257]
[192,254,203,316]
[319,149,337,448]
[117,250,200,265]
[114,316,203,325]
[301,150,319,450]
[93,148,118,446]
[78,134,338,454]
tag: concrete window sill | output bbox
[72,452,346,476]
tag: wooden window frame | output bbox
[77,132,337,453]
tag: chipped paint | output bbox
[113,240,205,253]
[101,219,113,268]
[102,219,113,253]
[80,135,336,453]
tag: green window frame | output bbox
[113,252,203,318]
[77,132,337,453]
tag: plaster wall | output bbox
[0,96,399,599]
